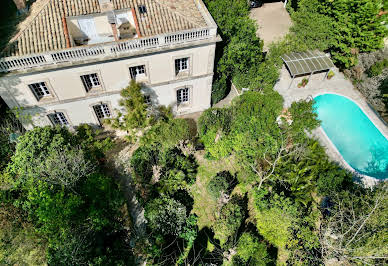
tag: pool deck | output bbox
[274,66,388,186]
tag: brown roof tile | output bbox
[3,0,207,57]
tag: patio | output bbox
[249,2,292,51]
[274,65,388,186]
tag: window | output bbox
[81,73,101,92]
[29,82,50,100]
[177,87,189,105]
[48,112,69,126]
[175,57,189,75]
[129,65,146,80]
[144,95,151,105]
[138,5,147,14]
[93,103,111,121]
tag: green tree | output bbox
[3,126,130,265]
[106,80,151,139]
[145,196,187,236]
[254,191,298,249]
[212,197,244,246]
[320,183,388,265]
[319,0,388,68]
[235,232,271,265]
[289,0,335,52]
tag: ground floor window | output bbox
[93,103,111,123]
[177,87,189,105]
[48,112,69,126]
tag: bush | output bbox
[144,196,187,236]
[235,232,270,265]
[140,118,192,149]
[211,76,229,104]
[158,148,198,194]
[367,59,388,77]
[207,171,234,199]
[212,197,244,246]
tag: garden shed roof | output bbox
[281,50,334,77]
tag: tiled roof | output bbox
[3,0,208,57]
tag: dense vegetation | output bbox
[0,0,387,265]
[0,122,134,265]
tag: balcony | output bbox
[0,27,217,73]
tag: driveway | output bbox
[249,2,292,51]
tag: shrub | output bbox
[207,171,234,199]
[158,148,198,194]
[254,191,298,248]
[144,196,187,236]
[327,70,335,79]
[141,118,192,149]
[367,59,388,77]
[211,76,229,104]
[212,197,244,246]
[297,78,309,88]
[235,232,270,265]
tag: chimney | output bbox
[13,0,26,10]
[98,0,114,12]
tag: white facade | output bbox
[0,0,219,129]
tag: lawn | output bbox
[190,151,240,229]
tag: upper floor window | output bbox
[175,58,189,75]
[81,73,101,92]
[93,103,111,123]
[177,87,189,105]
[48,112,69,126]
[129,65,146,80]
[138,5,147,14]
[29,82,50,101]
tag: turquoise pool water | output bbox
[313,94,388,179]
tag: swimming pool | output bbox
[313,94,388,179]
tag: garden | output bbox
[0,0,387,265]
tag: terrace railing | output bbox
[0,27,216,73]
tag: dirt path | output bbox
[104,140,146,238]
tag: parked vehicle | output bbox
[250,0,263,8]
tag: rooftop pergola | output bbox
[281,50,334,89]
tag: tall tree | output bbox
[319,0,388,68]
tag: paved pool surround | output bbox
[275,66,388,186]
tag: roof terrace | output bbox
[0,0,218,73]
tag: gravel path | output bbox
[104,141,147,246]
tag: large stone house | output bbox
[0,0,219,129]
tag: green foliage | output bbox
[211,76,229,104]
[131,145,197,200]
[145,196,187,236]
[235,232,270,265]
[321,184,388,265]
[3,126,129,264]
[158,148,197,194]
[105,80,151,136]
[6,126,77,185]
[141,118,192,149]
[319,0,388,68]
[254,191,298,248]
[288,100,320,141]
[289,0,335,52]
[207,171,233,200]
[0,204,46,265]
[212,197,244,246]
[0,133,12,172]
[204,0,272,101]
[367,58,388,77]
[199,91,284,161]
